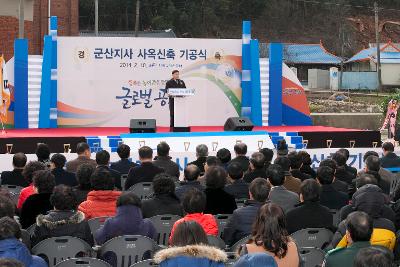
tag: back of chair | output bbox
[128,183,154,200]
[121,175,128,191]
[207,235,226,249]
[291,228,333,250]
[26,223,36,236]
[298,247,326,267]
[32,236,94,267]
[2,184,23,205]
[330,209,340,228]
[391,173,400,195]
[129,259,158,267]
[56,257,111,267]
[148,215,181,246]
[88,217,110,237]
[214,214,232,238]
[235,199,247,209]
[229,235,251,253]
[99,235,158,267]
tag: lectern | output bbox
[168,88,195,132]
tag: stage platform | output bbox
[0,126,381,154]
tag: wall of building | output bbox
[341,72,378,90]
[381,64,400,86]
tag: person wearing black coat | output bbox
[50,154,77,187]
[73,164,95,204]
[317,166,349,210]
[96,150,122,190]
[175,165,204,200]
[204,166,237,215]
[228,143,250,173]
[31,185,93,247]
[243,152,268,183]
[380,142,400,168]
[1,153,28,187]
[188,144,209,175]
[153,142,180,179]
[225,162,249,199]
[110,144,138,175]
[288,152,312,181]
[141,174,184,218]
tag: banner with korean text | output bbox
[57,37,242,127]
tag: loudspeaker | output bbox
[129,119,156,133]
[224,117,254,131]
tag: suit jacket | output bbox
[243,168,267,183]
[125,162,164,190]
[268,186,299,212]
[345,164,357,179]
[320,184,349,210]
[153,156,180,178]
[96,166,122,190]
[141,194,184,218]
[66,156,97,173]
[290,169,312,181]
[166,79,186,89]
[1,169,28,187]
[52,168,77,187]
[188,157,207,175]
[204,188,237,215]
[110,159,138,175]
[286,201,334,234]
[300,165,317,178]
[229,156,250,173]
[175,181,204,200]
[224,179,249,199]
[380,152,400,169]
[283,175,302,194]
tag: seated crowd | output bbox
[0,141,399,266]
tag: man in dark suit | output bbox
[153,142,180,179]
[50,153,77,187]
[332,152,356,185]
[188,144,209,175]
[288,151,312,181]
[66,142,97,173]
[380,142,400,168]
[225,162,249,199]
[1,153,28,187]
[243,152,268,183]
[110,144,137,175]
[319,159,349,194]
[165,70,186,129]
[316,166,348,210]
[175,165,204,200]
[125,146,164,190]
[228,143,250,173]
[96,150,122,190]
[274,156,302,194]
[286,179,333,234]
[223,178,270,246]
[338,148,358,178]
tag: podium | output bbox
[168,88,195,132]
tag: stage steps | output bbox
[27,55,43,129]
[259,58,270,126]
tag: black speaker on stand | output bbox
[224,117,254,131]
[129,119,156,133]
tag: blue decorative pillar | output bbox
[249,39,262,126]
[14,39,29,129]
[241,21,252,118]
[268,43,283,126]
[50,16,58,128]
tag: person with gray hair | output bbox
[188,144,209,175]
[229,142,250,173]
[244,152,268,183]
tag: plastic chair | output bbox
[207,235,226,249]
[225,252,238,266]
[214,214,232,238]
[98,235,158,267]
[291,228,333,250]
[235,199,247,208]
[127,183,154,200]
[148,215,182,246]
[32,236,94,267]
[121,175,128,191]
[88,217,110,237]
[55,257,111,267]
[129,259,158,267]
[26,223,36,236]
[330,209,340,228]
[229,235,251,253]
[298,247,326,267]
[2,184,23,205]
[390,173,400,195]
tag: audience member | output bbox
[233,253,277,267]
[286,179,333,234]
[66,142,96,173]
[170,188,218,242]
[35,143,51,168]
[20,170,55,229]
[240,203,300,267]
[229,143,250,173]
[50,153,77,187]
[353,246,395,267]
[17,161,46,210]
[331,152,354,185]
[188,144,209,175]
[323,211,373,267]
[259,148,274,170]
[217,148,232,169]
[243,152,267,183]
[125,146,164,190]
[31,185,93,246]
[175,165,203,200]
[154,220,227,267]
[0,195,15,218]
[225,162,249,199]
[78,169,121,219]
[95,192,157,245]
[288,151,312,181]
[298,151,317,178]
[224,178,271,246]
[317,166,349,209]
[73,163,95,204]
[198,156,222,185]
[110,144,137,175]
[204,166,237,214]
[141,173,184,218]
[0,217,47,267]
[267,164,299,212]
[276,140,288,157]
[274,156,301,194]
[363,155,390,195]
[380,142,400,168]
[338,148,358,178]
[319,159,348,194]
[96,150,122,190]
[153,142,180,179]
[1,153,28,187]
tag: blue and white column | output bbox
[241,21,252,118]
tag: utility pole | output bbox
[134,0,140,37]
[375,1,382,91]
[95,0,99,36]
[18,0,25,38]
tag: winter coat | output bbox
[141,194,184,218]
[20,193,52,229]
[204,188,237,215]
[78,190,122,220]
[170,213,218,243]
[0,238,47,267]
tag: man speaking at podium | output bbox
[166,70,186,129]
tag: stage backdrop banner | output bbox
[57,37,242,127]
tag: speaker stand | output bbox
[172,127,190,132]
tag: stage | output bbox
[0,126,381,154]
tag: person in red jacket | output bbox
[78,169,121,220]
[170,188,218,244]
